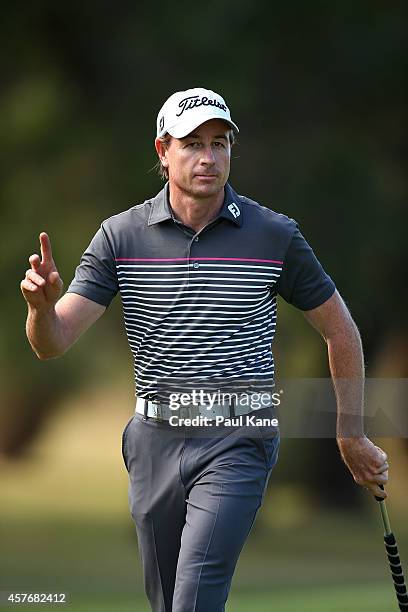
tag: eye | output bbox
[213,141,226,148]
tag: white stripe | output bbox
[122,304,276,318]
[135,364,274,380]
[135,353,272,372]
[120,293,268,302]
[134,347,272,362]
[121,299,271,307]
[125,328,275,346]
[122,300,276,316]
[121,305,275,314]
[134,350,272,368]
[124,318,275,337]
[127,329,273,347]
[134,359,273,378]
[134,354,272,374]
[117,279,277,286]
[136,370,275,384]
[124,321,275,339]
[132,339,271,358]
[131,340,273,361]
[124,313,275,322]
[120,287,269,295]
[118,284,273,291]
[123,313,276,323]
[124,316,276,327]
[123,309,276,324]
[124,318,276,333]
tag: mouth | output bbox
[194,174,217,180]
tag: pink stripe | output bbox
[115,257,283,264]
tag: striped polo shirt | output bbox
[67,183,335,399]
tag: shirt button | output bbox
[193,262,200,269]
[194,237,199,242]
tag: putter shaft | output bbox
[378,498,392,536]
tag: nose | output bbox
[199,145,216,165]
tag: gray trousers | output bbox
[122,407,279,612]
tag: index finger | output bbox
[374,463,389,475]
[39,232,54,265]
[372,483,387,499]
[375,445,387,461]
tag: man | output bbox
[21,87,389,612]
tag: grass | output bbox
[0,513,404,611]
[229,584,397,612]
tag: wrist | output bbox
[28,302,57,317]
[336,412,364,438]
[336,435,367,446]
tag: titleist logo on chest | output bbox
[176,95,228,117]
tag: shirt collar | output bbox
[147,182,243,227]
[147,183,173,225]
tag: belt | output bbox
[135,394,273,422]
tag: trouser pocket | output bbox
[257,430,280,470]
[121,415,135,472]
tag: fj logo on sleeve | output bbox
[228,202,240,218]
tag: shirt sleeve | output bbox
[276,225,336,310]
[66,224,118,307]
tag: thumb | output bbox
[48,271,62,285]
[45,271,63,301]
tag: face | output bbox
[155,119,232,199]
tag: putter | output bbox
[375,485,408,610]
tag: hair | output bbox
[154,129,236,181]
[154,133,172,181]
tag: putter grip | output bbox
[383,533,408,609]
[375,483,386,502]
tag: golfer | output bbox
[21,87,389,612]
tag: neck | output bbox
[168,184,225,232]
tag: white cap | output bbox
[156,87,239,139]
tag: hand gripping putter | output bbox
[375,486,408,610]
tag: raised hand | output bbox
[21,232,63,309]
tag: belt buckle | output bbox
[178,404,190,420]
[152,402,165,422]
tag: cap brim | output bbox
[161,111,239,139]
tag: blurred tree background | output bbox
[0,2,407,609]
[1,0,407,484]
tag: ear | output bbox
[155,137,169,167]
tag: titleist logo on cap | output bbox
[176,95,228,117]
[156,87,239,139]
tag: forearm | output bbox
[26,304,70,360]
[326,319,365,438]
[304,291,387,495]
